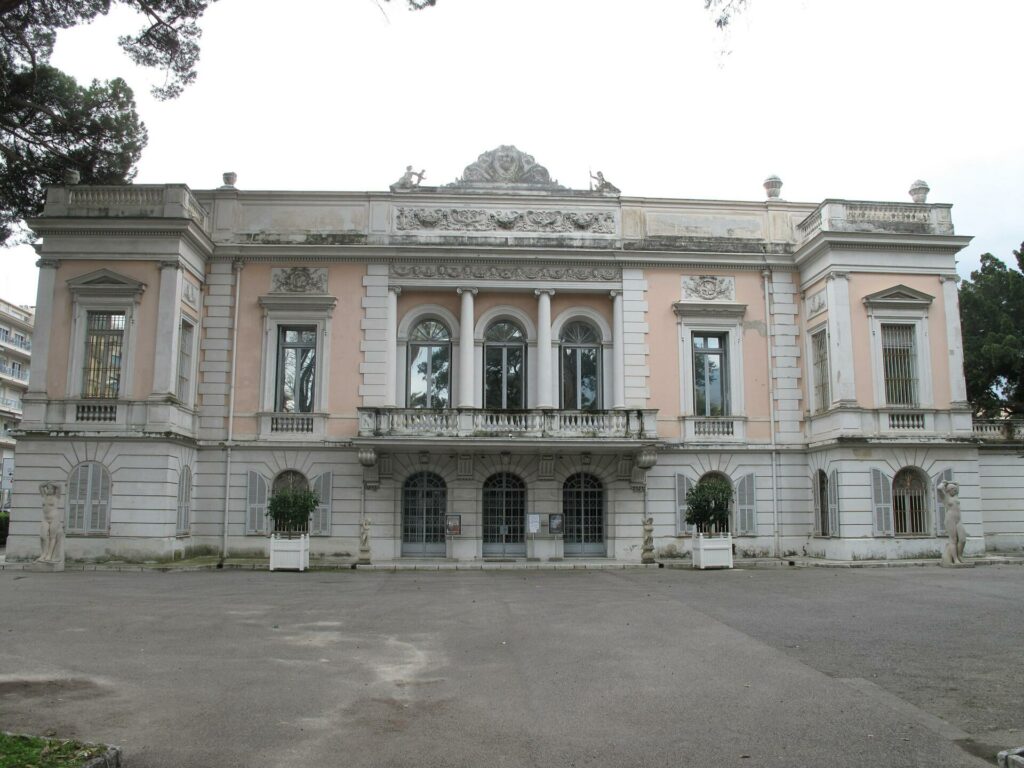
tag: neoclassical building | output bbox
[7,147,1024,563]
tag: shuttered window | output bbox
[246,471,269,535]
[871,468,894,536]
[176,466,192,535]
[67,462,111,534]
[675,474,693,535]
[881,324,918,406]
[827,468,840,538]
[310,472,332,536]
[735,473,756,535]
[814,470,828,536]
[811,330,830,413]
[177,320,195,403]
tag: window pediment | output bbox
[862,285,933,311]
[258,294,337,316]
[672,301,747,320]
[67,269,146,300]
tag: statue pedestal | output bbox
[938,561,975,568]
[357,546,371,565]
[26,560,65,573]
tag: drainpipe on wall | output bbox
[762,264,781,559]
[220,260,243,564]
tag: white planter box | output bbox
[269,533,309,571]
[692,533,733,569]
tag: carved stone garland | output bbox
[389,263,621,282]
[395,207,615,234]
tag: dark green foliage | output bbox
[959,244,1024,416]
[0,731,109,767]
[685,475,733,532]
[267,487,318,534]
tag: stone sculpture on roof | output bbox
[451,145,565,189]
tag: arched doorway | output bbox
[562,473,605,556]
[482,473,526,557]
[402,472,447,556]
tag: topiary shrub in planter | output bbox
[686,475,734,569]
[267,488,318,571]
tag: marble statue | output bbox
[936,480,967,566]
[358,516,371,564]
[641,514,655,564]
[390,165,425,191]
[590,171,620,194]
[35,482,65,568]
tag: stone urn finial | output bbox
[63,169,80,185]
[764,175,783,200]
[221,171,238,188]
[909,179,929,203]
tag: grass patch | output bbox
[0,732,109,767]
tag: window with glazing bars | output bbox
[82,312,125,398]
[811,330,830,413]
[881,324,918,406]
[693,333,728,416]
[177,320,194,402]
[277,326,316,412]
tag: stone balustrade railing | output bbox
[797,200,954,241]
[358,408,657,439]
[972,419,1024,441]
[46,184,210,232]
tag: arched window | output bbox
[562,472,605,556]
[560,321,601,411]
[177,466,192,535]
[402,472,447,556]
[273,470,308,494]
[893,468,927,535]
[484,321,526,410]
[483,473,526,556]
[67,462,111,534]
[816,470,829,537]
[408,320,451,409]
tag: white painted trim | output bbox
[866,308,933,408]
[67,295,141,399]
[397,304,460,341]
[550,306,612,342]
[473,305,537,342]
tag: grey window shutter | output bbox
[871,468,894,536]
[89,463,110,533]
[177,466,192,534]
[67,465,87,532]
[311,472,332,536]
[247,471,268,534]
[675,474,693,535]
[812,473,821,536]
[828,468,840,538]
[736,473,756,535]
[933,468,953,535]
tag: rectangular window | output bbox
[881,324,918,406]
[693,333,728,416]
[276,326,316,413]
[177,319,194,402]
[811,330,830,413]
[82,312,125,399]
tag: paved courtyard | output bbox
[1,565,1021,767]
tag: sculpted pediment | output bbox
[862,284,933,309]
[66,268,146,298]
[450,146,565,190]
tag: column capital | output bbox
[158,259,182,271]
[826,271,849,282]
[534,288,555,297]
[456,287,478,296]
[388,285,402,296]
[609,290,621,299]
[938,274,961,284]
[231,258,245,273]
[35,258,60,269]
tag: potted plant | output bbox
[686,475,734,569]
[267,487,318,571]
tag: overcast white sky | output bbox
[4,0,1022,306]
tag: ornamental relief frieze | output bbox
[389,263,621,282]
[271,267,328,293]
[395,207,616,234]
[682,275,735,301]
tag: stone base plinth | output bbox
[26,560,65,573]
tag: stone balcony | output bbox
[41,184,210,233]
[972,419,1024,441]
[796,200,954,242]
[357,408,658,441]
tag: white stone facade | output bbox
[6,148,1023,563]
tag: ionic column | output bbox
[535,289,555,408]
[940,275,969,406]
[457,287,476,408]
[825,271,856,404]
[611,290,626,409]
[151,260,183,398]
[385,286,401,407]
[27,259,59,396]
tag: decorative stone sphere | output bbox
[357,447,377,467]
[635,446,658,470]
[63,169,81,185]
[222,171,238,187]
[909,180,930,203]
[763,175,783,199]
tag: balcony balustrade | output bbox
[0,396,22,413]
[972,419,1024,441]
[358,408,657,440]
[0,362,28,383]
[0,334,31,355]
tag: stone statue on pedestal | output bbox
[35,482,65,571]
[641,514,655,565]
[358,516,371,564]
[390,166,425,191]
[937,480,967,566]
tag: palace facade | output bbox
[7,147,1024,563]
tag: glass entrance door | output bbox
[482,473,526,557]
[562,473,606,556]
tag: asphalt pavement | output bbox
[1,566,1021,767]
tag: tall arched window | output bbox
[893,468,927,535]
[273,470,308,494]
[560,321,601,411]
[562,472,605,556]
[483,473,526,556]
[484,321,526,410]
[67,462,111,534]
[402,472,447,556]
[408,320,451,409]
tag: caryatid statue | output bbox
[936,480,967,566]
[36,481,65,566]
